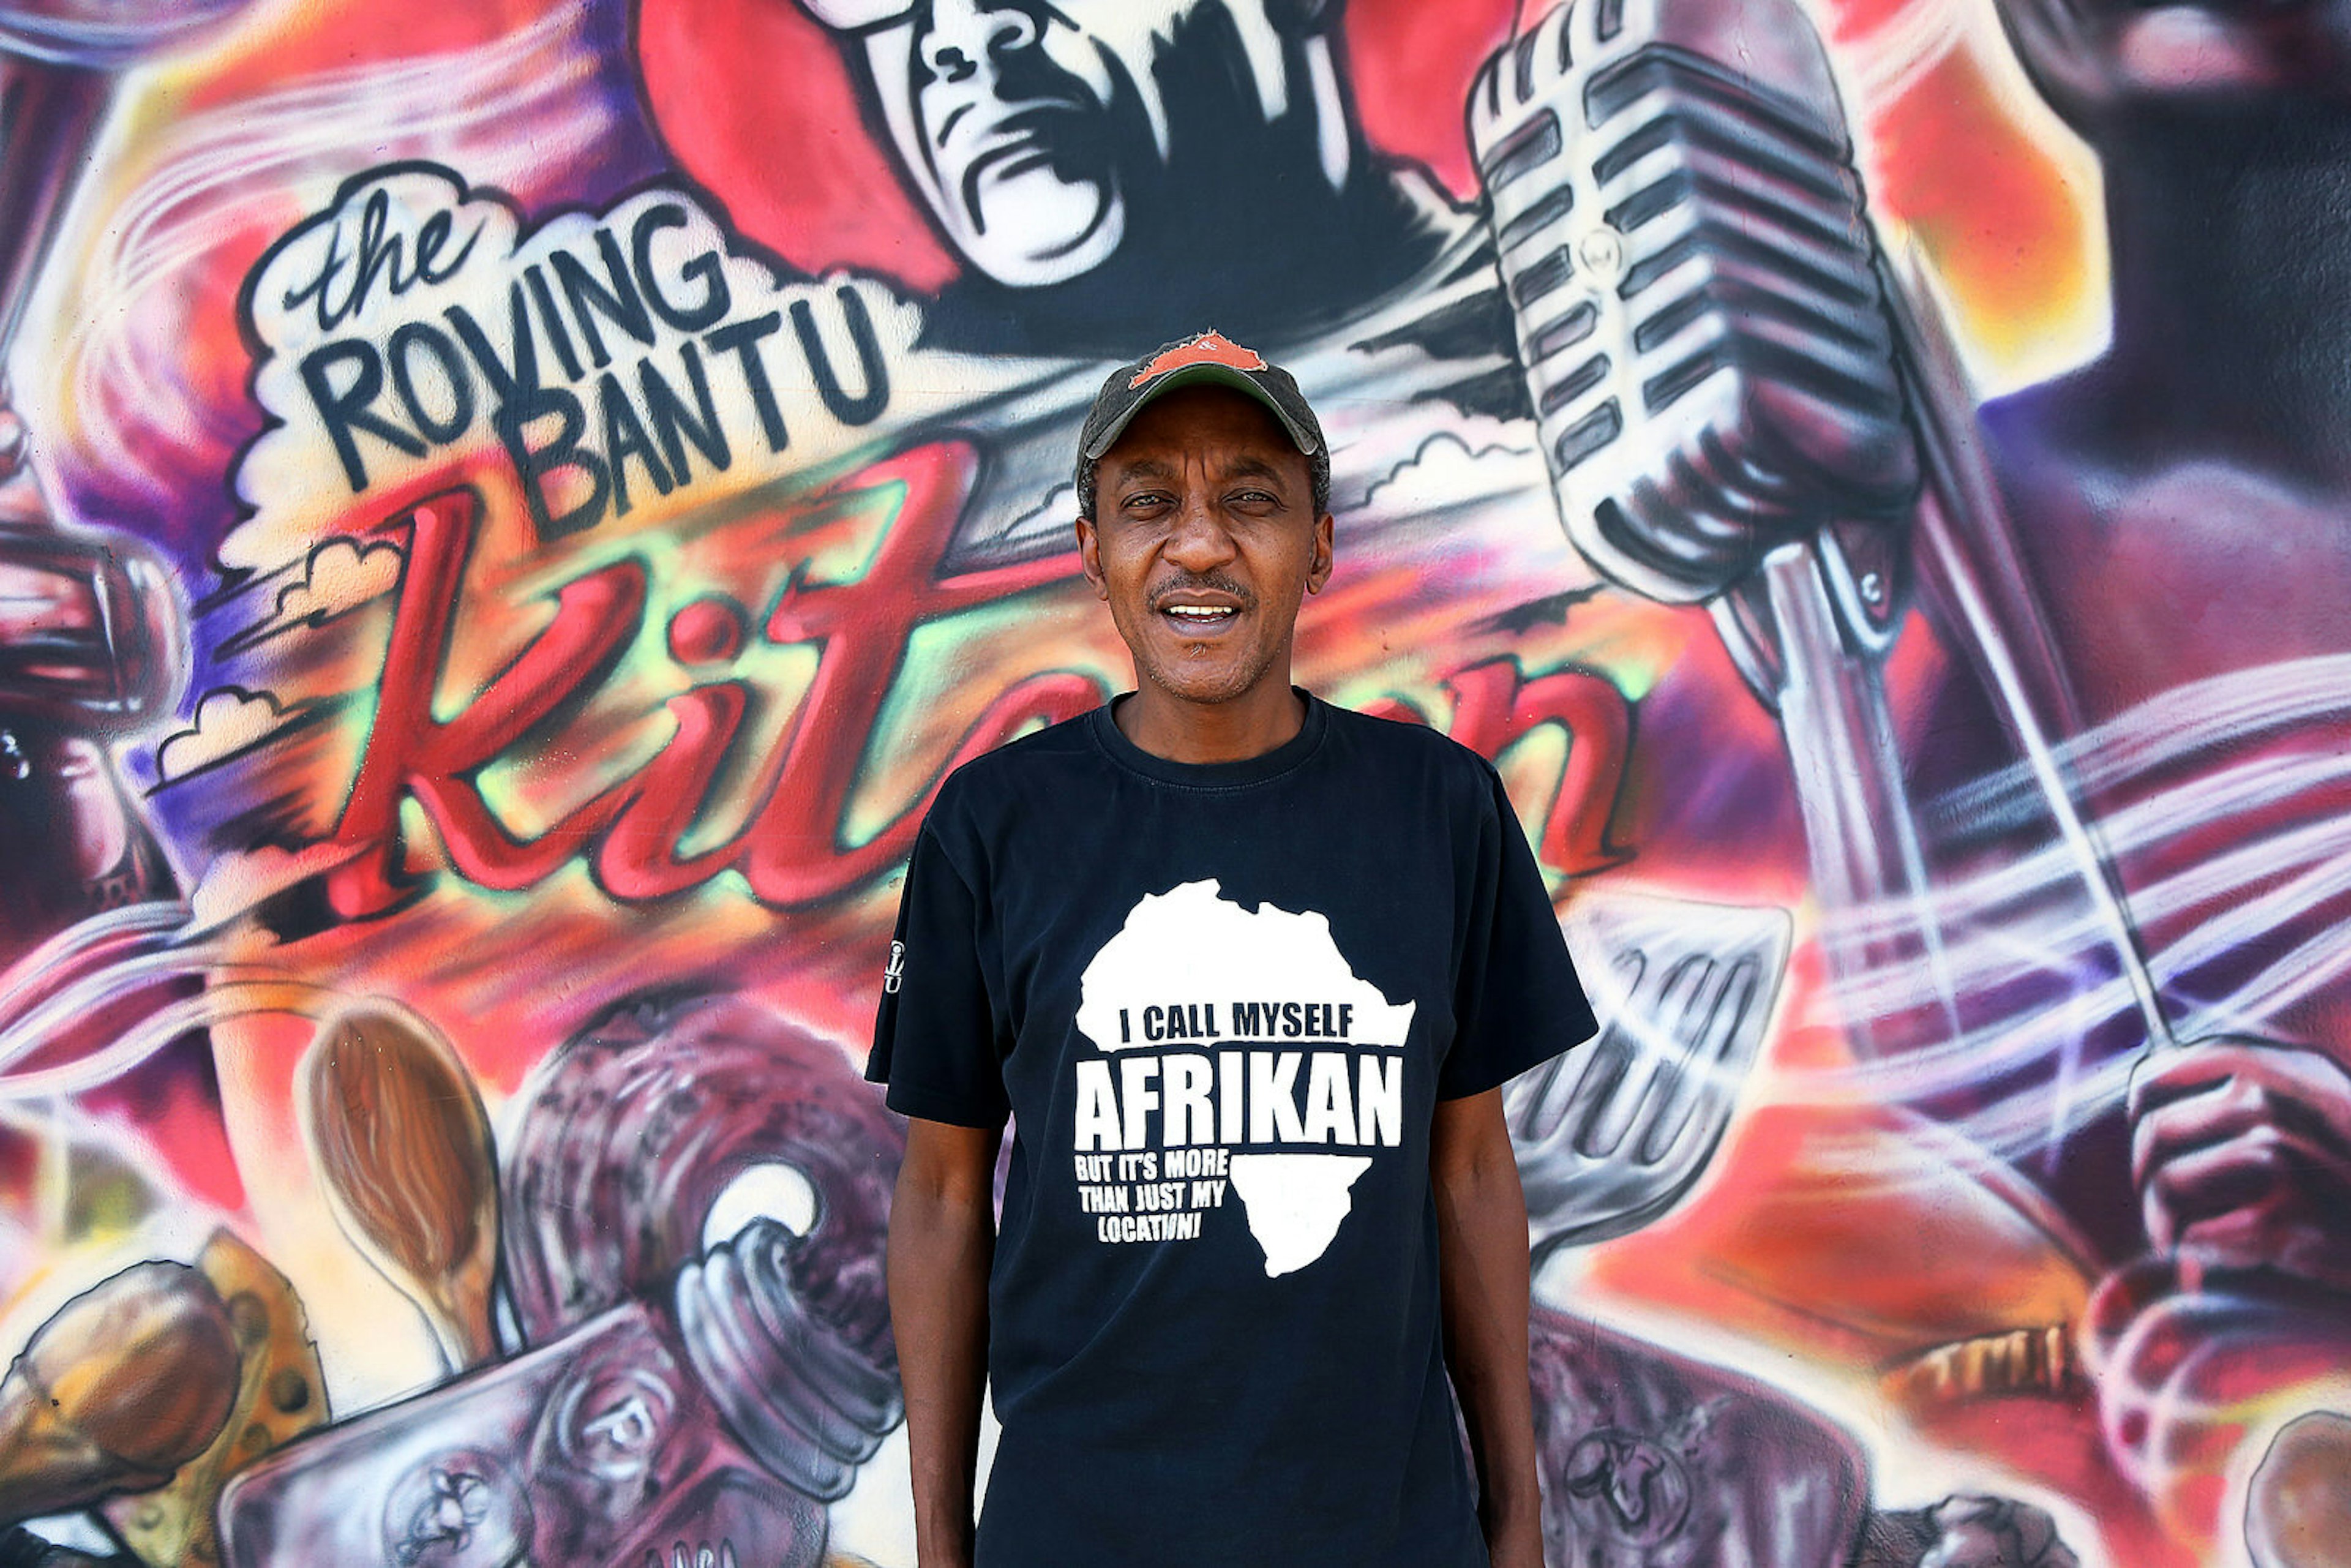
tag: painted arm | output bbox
[888,1117,1000,1568]
[1431,1087,1545,1568]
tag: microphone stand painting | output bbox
[1471,0,2351,1556]
[1,0,2347,1564]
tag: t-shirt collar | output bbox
[1088,688,1330,789]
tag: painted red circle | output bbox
[668,595,750,664]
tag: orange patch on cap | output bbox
[1130,331,1267,388]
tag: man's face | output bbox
[1995,0,2351,125]
[852,0,1300,286]
[1077,385,1333,711]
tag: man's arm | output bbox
[1431,1087,1545,1568]
[890,1117,1001,1568]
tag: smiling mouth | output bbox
[1160,603,1242,634]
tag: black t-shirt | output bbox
[866,692,1595,1568]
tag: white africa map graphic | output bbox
[1226,1154,1374,1277]
[1075,880,1414,1275]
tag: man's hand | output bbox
[1430,1088,1545,1568]
[2129,1035,2351,1292]
[1915,1495,2079,1568]
[1857,1494,2078,1567]
[888,1117,1002,1568]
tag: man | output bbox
[867,331,1593,1567]
[787,0,1468,358]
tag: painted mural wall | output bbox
[0,0,2345,1563]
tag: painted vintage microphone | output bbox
[1468,0,2172,1058]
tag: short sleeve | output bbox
[866,816,1010,1128]
[1437,764,1599,1100]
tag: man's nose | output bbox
[919,0,1040,84]
[1162,498,1239,572]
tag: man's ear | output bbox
[1306,511,1335,595]
[1075,517,1111,601]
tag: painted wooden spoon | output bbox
[299,1003,501,1372]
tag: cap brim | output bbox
[1082,363,1321,461]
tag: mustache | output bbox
[1147,575,1254,612]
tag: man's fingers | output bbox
[2129,1051,2351,1190]
[2129,1037,2351,1133]
[2125,1068,2351,1193]
[2128,1042,2240,1119]
[2131,1072,2271,1187]
[2141,1122,2351,1257]
[2146,1121,2351,1219]
[1918,1494,2077,1567]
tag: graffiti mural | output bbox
[0,0,2345,1562]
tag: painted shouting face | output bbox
[1078,384,1333,716]
[817,0,1321,287]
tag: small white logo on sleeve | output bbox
[883,940,906,994]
